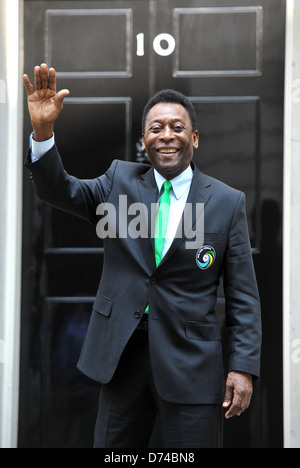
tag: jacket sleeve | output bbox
[25,144,117,225]
[223,192,262,378]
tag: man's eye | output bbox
[174,127,184,132]
[150,126,162,133]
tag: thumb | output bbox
[56,89,70,103]
[222,386,233,408]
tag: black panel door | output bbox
[20,0,285,448]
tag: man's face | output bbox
[142,103,199,180]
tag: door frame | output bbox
[283,0,300,449]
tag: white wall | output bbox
[0,0,23,448]
[0,0,8,406]
[283,0,300,449]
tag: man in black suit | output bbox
[23,64,261,448]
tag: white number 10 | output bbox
[136,33,176,57]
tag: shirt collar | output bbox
[154,165,193,200]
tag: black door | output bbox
[19,0,285,448]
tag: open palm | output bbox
[23,63,69,127]
[27,87,64,125]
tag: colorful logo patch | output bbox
[196,246,216,270]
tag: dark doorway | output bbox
[19,0,285,447]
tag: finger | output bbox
[23,74,34,95]
[48,68,56,93]
[40,63,49,89]
[225,391,249,418]
[224,385,241,418]
[34,66,42,91]
[225,402,240,419]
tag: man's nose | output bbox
[160,126,174,141]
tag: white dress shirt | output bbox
[30,133,193,258]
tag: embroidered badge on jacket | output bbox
[196,245,216,270]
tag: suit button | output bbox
[134,311,141,319]
[150,276,157,285]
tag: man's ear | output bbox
[193,130,199,149]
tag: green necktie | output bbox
[145,180,172,313]
[154,180,172,266]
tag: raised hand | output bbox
[23,63,70,141]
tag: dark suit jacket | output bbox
[26,145,261,405]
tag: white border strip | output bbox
[1,0,23,448]
[283,0,294,449]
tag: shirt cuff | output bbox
[30,132,55,162]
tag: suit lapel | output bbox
[137,166,158,257]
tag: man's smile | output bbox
[157,147,179,155]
